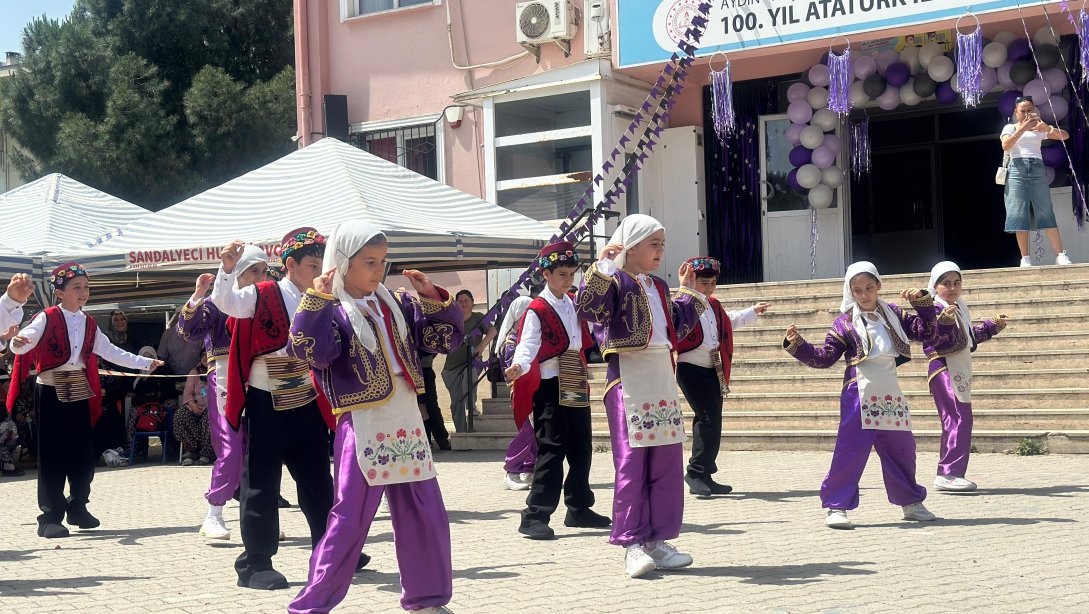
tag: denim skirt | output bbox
[1003,157,1057,232]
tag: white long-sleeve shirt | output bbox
[512,287,583,379]
[0,292,26,351]
[862,311,897,359]
[594,259,671,349]
[210,267,305,390]
[354,295,402,376]
[677,295,759,368]
[12,306,154,385]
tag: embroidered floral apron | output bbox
[856,354,912,431]
[945,309,975,403]
[618,347,685,448]
[352,380,436,486]
[212,357,229,416]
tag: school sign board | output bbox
[617,0,1062,67]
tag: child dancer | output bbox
[496,295,534,491]
[288,220,463,614]
[9,263,162,538]
[576,214,702,578]
[673,256,770,497]
[506,242,610,540]
[925,261,1007,492]
[177,245,268,539]
[784,261,937,530]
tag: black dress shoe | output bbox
[355,552,371,572]
[241,568,289,590]
[685,474,712,497]
[705,478,733,495]
[564,508,612,528]
[2,467,25,476]
[517,521,556,540]
[277,495,292,508]
[37,523,70,538]
[65,507,101,529]
[436,440,452,451]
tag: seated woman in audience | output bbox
[175,354,214,466]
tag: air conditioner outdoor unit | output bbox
[516,1,578,60]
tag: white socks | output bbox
[208,503,224,519]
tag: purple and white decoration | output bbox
[956,16,985,107]
[850,118,871,180]
[710,53,736,143]
[827,40,852,115]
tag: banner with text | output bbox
[618,0,1059,67]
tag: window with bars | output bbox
[352,0,434,17]
[350,123,438,180]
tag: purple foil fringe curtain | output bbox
[956,26,984,108]
[464,3,714,348]
[711,61,736,141]
[850,118,871,180]
[827,47,852,115]
[1070,50,1089,228]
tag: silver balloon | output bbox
[797,164,822,189]
[900,81,922,106]
[993,31,1017,45]
[850,80,870,107]
[900,45,921,73]
[919,42,944,67]
[983,41,1008,68]
[811,108,839,132]
[821,165,844,189]
[808,184,835,209]
[807,86,829,109]
[1034,26,1059,47]
[800,125,825,150]
[927,56,955,82]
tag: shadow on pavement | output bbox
[720,490,816,503]
[678,560,876,585]
[967,485,1089,498]
[73,525,199,545]
[351,562,547,594]
[864,516,1079,529]
[0,575,151,597]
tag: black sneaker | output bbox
[355,552,371,572]
[517,521,556,540]
[65,507,101,529]
[37,523,70,539]
[241,568,289,591]
[685,474,712,497]
[705,478,733,495]
[564,508,612,528]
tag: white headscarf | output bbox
[323,220,407,353]
[606,214,664,271]
[841,261,909,355]
[135,346,158,386]
[496,296,532,345]
[235,245,269,282]
[928,261,974,343]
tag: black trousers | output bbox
[420,366,450,446]
[676,363,724,479]
[234,389,334,576]
[522,378,594,525]
[36,385,96,525]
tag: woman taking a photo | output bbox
[1000,96,1073,267]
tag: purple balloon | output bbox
[1041,143,1067,168]
[1042,95,1069,123]
[998,89,1023,117]
[1043,67,1068,93]
[812,145,837,169]
[809,64,830,87]
[876,50,899,74]
[877,86,901,110]
[981,67,998,92]
[885,62,911,87]
[786,122,805,145]
[819,51,830,65]
[1046,166,1057,185]
[997,61,1014,87]
[1007,38,1032,62]
[1022,79,1050,104]
[853,55,878,80]
[786,167,803,192]
[789,145,813,167]
[822,133,842,152]
[788,100,814,124]
[935,81,959,104]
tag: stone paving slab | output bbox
[1,450,1086,613]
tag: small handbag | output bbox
[995,152,1011,185]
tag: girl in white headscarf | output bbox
[784,261,940,530]
[287,220,464,614]
[575,213,705,578]
[924,262,1008,492]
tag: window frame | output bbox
[349,113,445,184]
[340,0,440,22]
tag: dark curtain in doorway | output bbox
[702,79,778,284]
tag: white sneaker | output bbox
[519,471,534,485]
[624,544,657,578]
[503,473,530,491]
[1019,256,1032,268]
[902,502,937,521]
[199,515,230,540]
[825,509,853,530]
[414,607,453,614]
[378,494,390,515]
[933,475,978,492]
[645,540,693,569]
[1056,251,1073,265]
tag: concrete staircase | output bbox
[452,264,1089,453]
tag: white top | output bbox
[211,268,305,390]
[595,259,671,349]
[354,296,402,376]
[12,306,154,384]
[1001,123,1046,159]
[0,292,26,351]
[677,296,758,368]
[512,287,583,379]
[862,311,897,359]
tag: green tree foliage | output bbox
[0,0,296,210]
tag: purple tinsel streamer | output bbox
[1081,11,1089,85]
[850,118,871,179]
[956,26,984,108]
[711,62,735,142]
[809,207,819,279]
[827,47,852,115]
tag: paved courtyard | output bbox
[1,450,1086,613]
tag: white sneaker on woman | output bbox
[199,515,230,540]
[624,544,657,578]
[825,509,853,529]
[1019,256,1033,268]
[933,475,977,492]
[646,540,693,569]
[902,502,936,521]
[503,472,530,491]
[1056,251,1073,265]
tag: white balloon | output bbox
[787,82,811,103]
[808,184,835,209]
[822,166,844,189]
[928,56,955,82]
[849,80,871,107]
[797,164,823,189]
[900,81,922,106]
[807,86,829,109]
[919,42,944,67]
[811,108,839,132]
[983,42,1008,68]
[900,45,921,73]
[993,31,1017,45]
[1034,26,1059,47]
[800,125,826,150]
[950,71,961,93]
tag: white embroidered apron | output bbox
[352,379,436,486]
[944,311,975,404]
[618,347,685,448]
[856,355,912,431]
[212,357,229,416]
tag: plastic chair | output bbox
[128,403,174,465]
